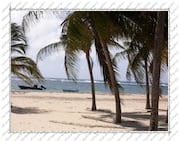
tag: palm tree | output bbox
[31,11,123,122]
[61,13,97,110]
[64,11,124,123]
[112,12,168,129]
[11,23,43,84]
[114,12,168,111]
[59,12,126,112]
[121,12,168,130]
[112,14,152,110]
[36,13,97,110]
[149,11,166,131]
[125,12,156,110]
[114,40,151,109]
[72,11,138,123]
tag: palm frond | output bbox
[11,23,28,55]
[11,56,43,84]
[22,11,59,33]
[60,12,95,81]
[11,23,27,44]
[36,41,63,62]
[12,71,33,85]
[64,50,79,80]
[108,39,125,50]
[11,22,44,84]
[11,43,27,54]
[22,11,45,32]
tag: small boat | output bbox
[62,89,79,92]
[18,85,46,90]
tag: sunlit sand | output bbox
[11,91,168,132]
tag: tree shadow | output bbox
[81,111,148,130]
[81,109,167,131]
[121,112,167,131]
[123,111,167,120]
[146,109,167,112]
[122,112,150,119]
[159,109,167,112]
[49,120,122,129]
[95,109,114,114]
[11,105,49,114]
[120,120,148,131]
[95,109,116,119]
[158,121,168,131]
[86,108,114,114]
[82,115,113,124]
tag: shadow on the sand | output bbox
[85,108,116,119]
[122,112,166,120]
[82,115,113,124]
[11,106,49,114]
[49,120,123,129]
[122,112,150,119]
[120,120,148,131]
[82,110,148,130]
[81,109,167,131]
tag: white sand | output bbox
[11,91,168,132]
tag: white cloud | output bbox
[25,17,62,60]
[11,10,29,25]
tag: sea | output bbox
[11,78,168,95]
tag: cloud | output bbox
[25,17,62,60]
[11,10,29,25]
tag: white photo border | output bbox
[0,0,178,141]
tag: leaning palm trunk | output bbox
[102,42,121,123]
[90,14,121,123]
[97,34,121,123]
[149,12,165,131]
[86,51,97,111]
[103,45,121,123]
[144,58,151,109]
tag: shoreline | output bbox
[11,91,168,132]
[11,90,168,95]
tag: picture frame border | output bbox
[0,0,178,141]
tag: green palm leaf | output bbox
[11,23,43,84]
[11,56,43,84]
[36,41,63,62]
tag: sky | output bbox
[11,11,168,83]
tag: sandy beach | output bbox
[11,91,168,132]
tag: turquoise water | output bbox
[11,78,168,95]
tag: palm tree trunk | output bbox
[86,51,96,111]
[102,43,121,123]
[90,14,121,123]
[149,12,165,131]
[144,58,150,109]
[165,109,168,123]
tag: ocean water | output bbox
[11,78,168,95]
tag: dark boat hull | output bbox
[19,85,43,90]
[63,89,79,92]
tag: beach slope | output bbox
[11,92,168,132]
